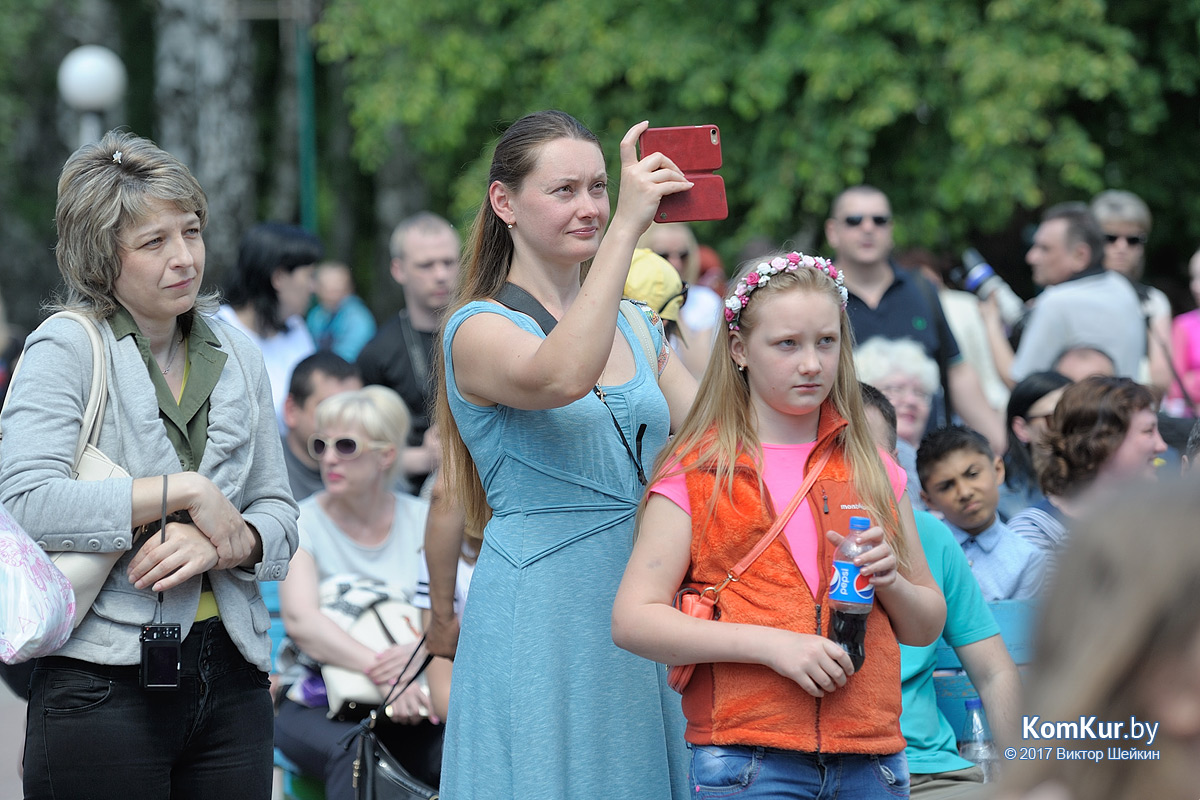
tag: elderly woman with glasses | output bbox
[274,385,445,799]
[855,336,940,450]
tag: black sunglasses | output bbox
[307,434,388,461]
[658,283,689,314]
[1104,233,1147,246]
[655,249,691,261]
[841,215,891,227]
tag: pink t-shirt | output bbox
[651,444,907,598]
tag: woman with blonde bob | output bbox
[1,130,297,799]
[999,481,1200,800]
[613,253,944,799]
[275,385,444,797]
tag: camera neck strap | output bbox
[156,474,168,621]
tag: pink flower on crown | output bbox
[724,307,736,322]
[787,252,801,266]
[745,272,760,286]
[770,257,787,270]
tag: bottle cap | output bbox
[965,697,983,709]
[849,516,870,531]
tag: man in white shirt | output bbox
[1008,203,1145,384]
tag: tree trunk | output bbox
[154,0,257,286]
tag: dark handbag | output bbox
[341,634,438,800]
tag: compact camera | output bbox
[140,623,182,690]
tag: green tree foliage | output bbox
[315,0,1200,273]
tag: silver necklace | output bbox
[159,333,182,375]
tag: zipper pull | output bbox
[815,602,822,636]
[821,488,829,514]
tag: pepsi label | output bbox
[828,558,875,604]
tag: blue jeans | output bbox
[689,743,910,799]
[23,619,274,800]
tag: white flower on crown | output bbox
[723,250,848,331]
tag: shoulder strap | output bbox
[730,448,832,579]
[0,311,107,467]
[494,282,558,334]
[619,300,660,384]
[337,633,434,748]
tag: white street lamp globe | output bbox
[57,45,127,112]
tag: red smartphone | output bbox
[639,125,728,223]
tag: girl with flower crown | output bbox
[613,252,945,798]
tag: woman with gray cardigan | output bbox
[0,131,298,800]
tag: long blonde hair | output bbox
[434,110,602,536]
[646,259,910,568]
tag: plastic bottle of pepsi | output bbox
[828,515,873,671]
[958,697,1000,781]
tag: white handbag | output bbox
[322,599,428,720]
[0,310,131,628]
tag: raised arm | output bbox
[452,123,692,411]
[948,361,1007,455]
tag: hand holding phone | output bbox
[638,125,728,223]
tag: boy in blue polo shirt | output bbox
[917,426,1044,601]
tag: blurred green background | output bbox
[2,0,1198,329]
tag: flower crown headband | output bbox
[724,251,848,331]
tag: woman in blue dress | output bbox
[429,110,697,798]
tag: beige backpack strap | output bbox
[619,299,660,383]
[0,311,107,470]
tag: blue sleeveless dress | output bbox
[439,301,688,800]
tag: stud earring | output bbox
[737,364,745,373]
[506,222,514,229]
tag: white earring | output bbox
[506,222,514,229]
[737,364,745,373]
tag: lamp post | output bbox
[57,45,127,148]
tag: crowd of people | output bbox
[2,113,1199,800]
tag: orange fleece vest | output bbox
[679,403,905,754]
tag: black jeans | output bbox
[23,619,274,800]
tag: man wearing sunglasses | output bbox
[826,185,1006,454]
[1090,190,1173,397]
[1004,202,1144,387]
[357,212,460,494]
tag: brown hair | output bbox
[435,110,601,535]
[53,129,213,320]
[1036,376,1155,497]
